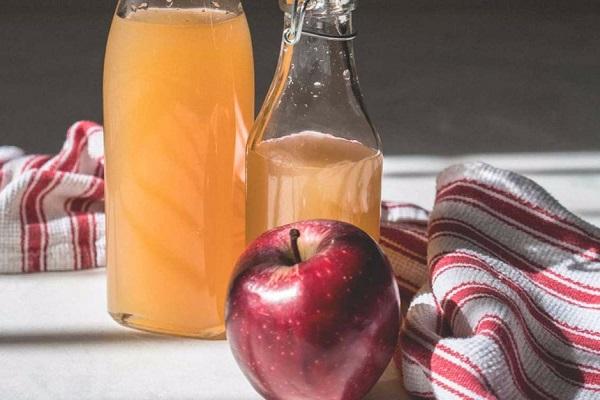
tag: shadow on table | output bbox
[0,329,180,347]
[364,363,408,400]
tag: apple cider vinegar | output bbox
[104,5,254,338]
[246,131,383,243]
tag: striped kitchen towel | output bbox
[1,122,599,398]
[0,121,105,272]
[381,165,600,399]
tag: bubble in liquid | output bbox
[313,81,323,88]
[343,69,351,80]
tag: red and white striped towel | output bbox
[0,121,104,273]
[1,122,599,398]
[381,166,600,399]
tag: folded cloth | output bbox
[381,165,600,399]
[1,122,599,398]
[0,121,105,272]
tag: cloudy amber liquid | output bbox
[246,131,382,243]
[103,8,254,338]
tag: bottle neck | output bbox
[251,10,378,150]
[116,0,243,17]
[292,9,355,38]
[282,11,359,92]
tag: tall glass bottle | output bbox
[246,0,382,243]
[104,0,254,338]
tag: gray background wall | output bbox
[1,1,599,155]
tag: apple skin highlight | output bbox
[226,220,401,400]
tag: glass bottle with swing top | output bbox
[246,0,383,243]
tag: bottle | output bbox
[103,0,254,338]
[246,0,382,243]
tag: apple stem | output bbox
[289,229,302,264]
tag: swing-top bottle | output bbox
[246,0,383,242]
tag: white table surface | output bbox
[1,153,599,399]
[0,269,406,400]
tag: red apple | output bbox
[226,220,401,400]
